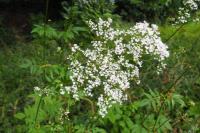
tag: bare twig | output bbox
[164,23,185,43]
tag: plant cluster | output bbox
[1,0,200,132]
[62,18,169,117]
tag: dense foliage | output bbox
[0,0,200,132]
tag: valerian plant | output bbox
[60,18,169,117]
[15,18,171,132]
[14,17,200,132]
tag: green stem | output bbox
[81,97,95,116]
[152,97,164,131]
[164,23,185,43]
[34,0,49,127]
[34,95,43,126]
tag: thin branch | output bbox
[34,95,43,125]
[157,118,170,130]
[81,97,95,116]
[164,23,185,43]
[34,0,49,127]
[152,99,165,131]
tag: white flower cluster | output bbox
[175,0,200,24]
[34,86,53,96]
[184,0,199,10]
[63,18,169,117]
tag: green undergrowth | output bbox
[0,22,200,132]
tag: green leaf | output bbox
[14,113,25,120]
[124,116,134,129]
[20,59,32,68]
[157,115,172,131]
[73,27,88,32]
[132,124,148,133]
[92,127,106,133]
[131,0,142,5]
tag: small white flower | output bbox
[71,44,79,52]
[60,89,65,95]
[57,47,61,52]
[34,86,41,91]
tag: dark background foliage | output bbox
[0,0,183,23]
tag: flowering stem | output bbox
[165,65,190,94]
[164,23,186,43]
[81,97,95,116]
[152,97,165,131]
[152,64,190,131]
[34,94,43,126]
[35,0,49,127]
